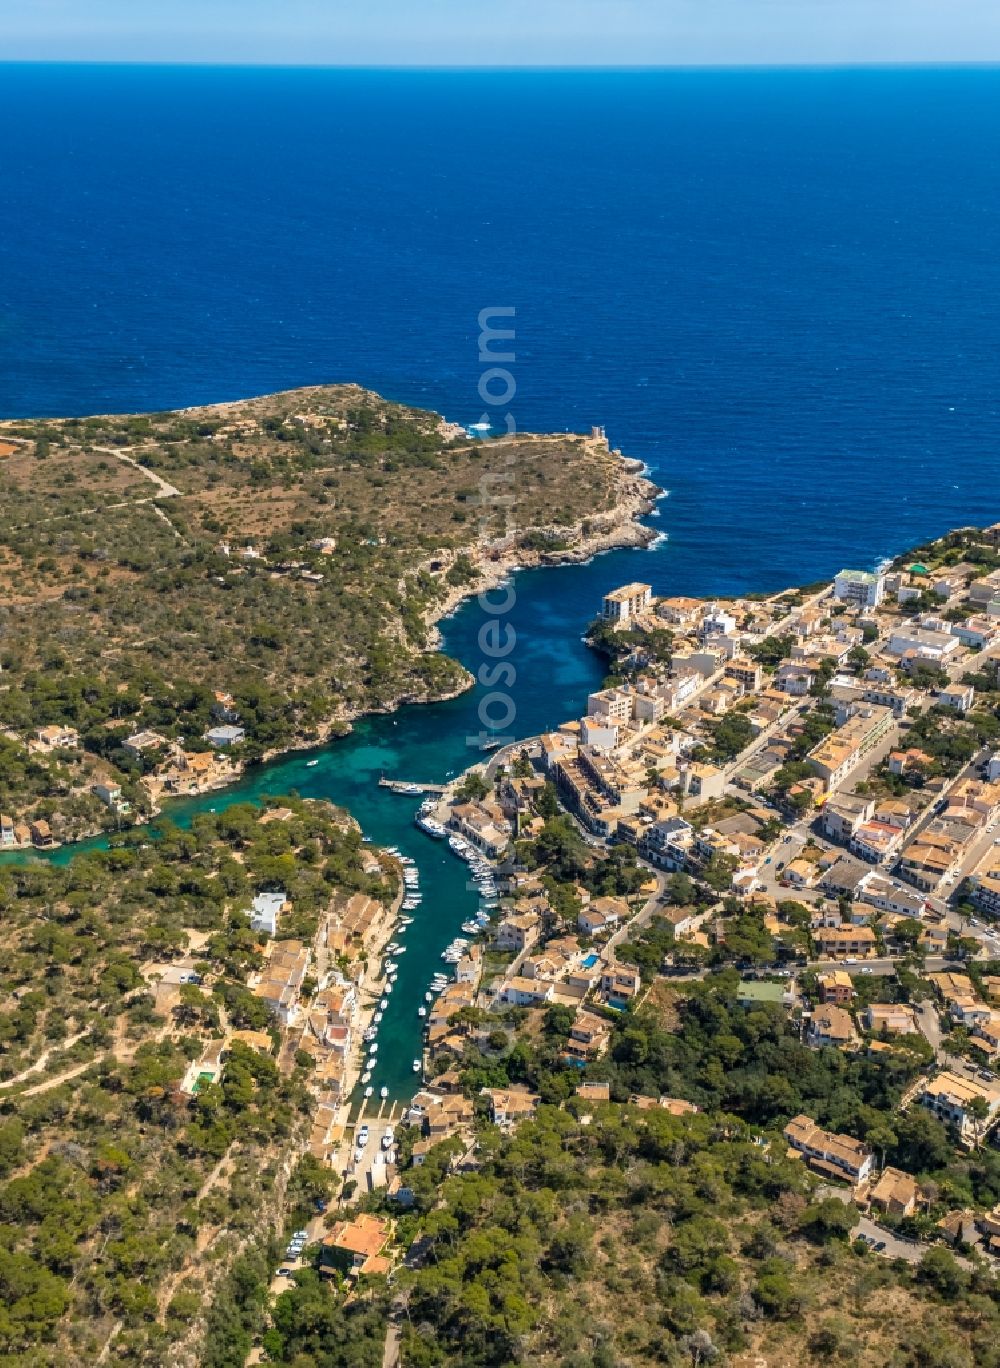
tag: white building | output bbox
[249,890,287,936]
[205,724,247,747]
[936,684,975,714]
[920,1071,1000,1148]
[602,583,652,624]
[700,603,737,640]
[640,817,694,871]
[887,628,960,662]
[587,688,634,724]
[834,569,885,610]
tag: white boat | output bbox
[384,983,393,994]
[364,1085,373,1098]
[374,1011,383,1024]
[425,991,433,1002]
[379,999,388,1011]
[380,1085,389,1099]
[306,759,319,768]
[361,1070,372,1084]
[395,945,407,954]
[412,1060,421,1072]
[418,1006,426,1017]
[369,1043,378,1055]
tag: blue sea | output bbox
[3,64,999,1096]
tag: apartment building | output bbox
[851,820,905,865]
[602,582,652,624]
[919,1071,1000,1148]
[253,939,310,1026]
[587,687,635,725]
[898,826,964,892]
[822,793,875,843]
[806,704,894,791]
[970,848,1000,918]
[812,925,877,959]
[834,569,885,609]
[640,816,695,871]
[724,657,764,695]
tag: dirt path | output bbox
[20,1057,95,1098]
[154,1147,237,1318]
[0,1030,89,1091]
[95,446,182,499]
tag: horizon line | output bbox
[2,58,1000,72]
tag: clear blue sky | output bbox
[2,0,999,66]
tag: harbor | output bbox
[1,554,619,1101]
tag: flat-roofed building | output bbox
[724,657,763,694]
[834,568,885,609]
[887,627,960,662]
[602,582,652,624]
[806,704,894,791]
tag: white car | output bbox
[382,1127,395,1149]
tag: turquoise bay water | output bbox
[10,560,614,1099]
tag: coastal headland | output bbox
[0,384,657,846]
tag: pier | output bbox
[377,777,448,794]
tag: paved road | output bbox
[851,1216,929,1265]
[914,999,944,1052]
[807,954,963,976]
